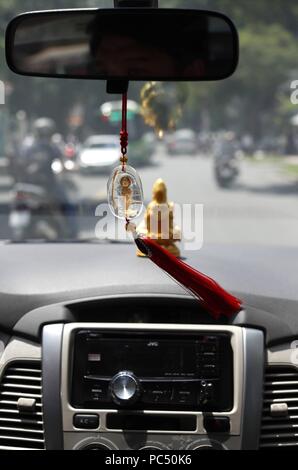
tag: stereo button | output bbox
[152,389,172,404]
[89,382,108,402]
[200,343,218,353]
[202,364,218,378]
[201,353,218,364]
[174,387,196,405]
[143,384,172,404]
[177,390,192,404]
[74,414,99,430]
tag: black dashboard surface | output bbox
[0,241,297,344]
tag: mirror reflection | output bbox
[9,10,237,80]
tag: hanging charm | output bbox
[106,93,242,321]
[108,164,143,220]
[107,93,144,223]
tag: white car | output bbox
[79,135,119,173]
[167,129,198,156]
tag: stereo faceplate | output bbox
[71,330,233,412]
[61,323,244,441]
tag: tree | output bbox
[164,0,298,139]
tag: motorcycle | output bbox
[213,139,241,188]
[9,183,74,241]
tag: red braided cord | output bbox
[120,93,128,156]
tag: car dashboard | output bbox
[0,242,298,451]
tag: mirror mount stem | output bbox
[106,79,129,95]
[109,0,158,93]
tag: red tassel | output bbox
[135,236,242,320]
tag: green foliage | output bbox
[162,1,298,136]
[230,24,298,136]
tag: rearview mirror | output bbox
[6,8,239,81]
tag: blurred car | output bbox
[167,129,197,156]
[79,135,119,173]
[128,134,157,168]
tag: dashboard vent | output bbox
[260,366,298,449]
[0,361,45,450]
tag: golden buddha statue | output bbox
[137,178,181,257]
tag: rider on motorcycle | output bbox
[213,131,241,188]
[18,118,78,238]
[20,118,60,184]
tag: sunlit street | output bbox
[1,147,297,247]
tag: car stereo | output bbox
[71,330,233,412]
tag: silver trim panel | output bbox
[241,329,264,450]
[42,324,64,450]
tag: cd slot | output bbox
[106,413,197,432]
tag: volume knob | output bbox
[110,371,140,406]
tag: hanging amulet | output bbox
[107,163,144,220]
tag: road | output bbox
[0,147,298,248]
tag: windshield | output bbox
[1,0,298,250]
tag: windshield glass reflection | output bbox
[1,0,298,251]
